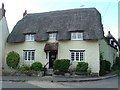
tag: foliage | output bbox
[99,60,111,76]
[17,64,31,71]
[6,51,20,69]
[53,59,70,74]
[31,62,43,71]
[112,57,120,76]
[76,62,88,73]
[112,57,120,72]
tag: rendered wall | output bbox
[0,17,9,73]
[5,40,100,73]
[99,39,118,66]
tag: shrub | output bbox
[31,62,42,71]
[112,57,120,71]
[99,60,111,76]
[54,59,70,74]
[6,51,20,69]
[76,62,88,73]
[17,64,31,71]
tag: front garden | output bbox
[4,51,120,77]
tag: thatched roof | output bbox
[7,8,104,43]
[44,42,58,51]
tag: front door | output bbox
[49,51,57,68]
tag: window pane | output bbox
[76,52,79,61]
[24,52,27,60]
[71,52,74,61]
[80,52,84,61]
[78,33,83,39]
[28,52,31,60]
[31,52,35,60]
[31,35,35,41]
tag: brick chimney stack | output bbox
[23,10,27,17]
[2,3,6,17]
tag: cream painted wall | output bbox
[5,41,48,71]
[58,40,100,73]
[0,17,9,73]
[99,39,118,66]
[5,40,100,73]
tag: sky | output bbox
[0,0,119,39]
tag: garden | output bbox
[4,51,120,77]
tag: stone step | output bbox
[46,69,53,76]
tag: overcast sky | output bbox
[0,0,119,39]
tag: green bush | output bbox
[31,62,42,71]
[99,60,111,76]
[17,64,31,71]
[54,59,70,74]
[6,51,20,69]
[76,62,88,72]
[112,57,120,71]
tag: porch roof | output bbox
[44,42,58,51]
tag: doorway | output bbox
[49,51,57,68]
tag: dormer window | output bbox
[25,34,35,41]
[49,33,57,40]
[71,32,83,40]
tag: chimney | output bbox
[23,10,27,17]
[106,31,113,38]
[2,3,6,17]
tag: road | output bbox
[2,76,119,88]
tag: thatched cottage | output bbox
[2,6,119,75]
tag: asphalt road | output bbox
[2,76,119,89]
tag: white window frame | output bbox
[70,50,85,62]
[23,50,35,61]
[71,32,83,40]
[49,33,57,40]
[25,34,35,41]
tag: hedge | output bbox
[31,62,43,71]
[76,62,88,72]
[53,59,70,74]
[99,60,111,76]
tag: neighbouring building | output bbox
[2,7,119,75]
[0,3,9,75]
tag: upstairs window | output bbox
[49,33,57,40]
[71,32,83,40]
[25,34,35,41]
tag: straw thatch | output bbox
[44,42,58,51]
[7,8,104,43]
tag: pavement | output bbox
[2,74,119,88]
[2,74,117,82]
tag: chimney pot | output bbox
[2,3,6,17]
[23,10,27,17]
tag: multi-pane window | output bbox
[25,34,35,41]
[70,50,85,62]
[71,32,83,40]
[24,50,35,61]
[49,33,57,40]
